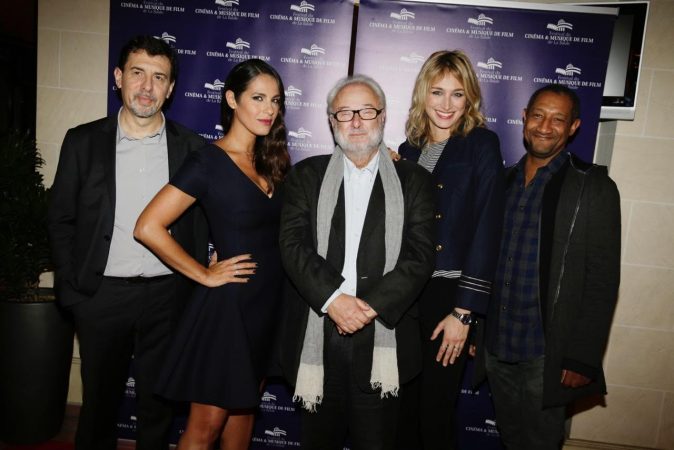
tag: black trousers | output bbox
[402,278,467,450]
[301,327,401,450]
[485,352,566,450]
[71,276,176,450]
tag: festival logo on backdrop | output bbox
[153,32,197,56]
[199,124,224,142]
[154,31,176,44]
[269,1,338,26]
[287,125,333,154]
[475,56,524,84]
[399,52,425,65]
[120,0,185,14]
[183,78,223,104]
[525,17,598,46]
[194,0,256,20]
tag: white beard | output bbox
[333,124,384,160]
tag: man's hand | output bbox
[561,369,591,388]
[327,294,373,334]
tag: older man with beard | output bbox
[278,75,435,450]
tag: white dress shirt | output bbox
[321,152,380,312]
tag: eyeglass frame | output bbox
[330,107,385,123]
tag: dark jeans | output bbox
[485,352,566,450]
[72,276,176,450]
[301,327,401,450]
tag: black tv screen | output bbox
[576,1,649,120]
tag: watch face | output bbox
[452,310,472,324]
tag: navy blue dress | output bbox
[156,144,283,409]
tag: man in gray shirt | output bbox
[48,35,207,450]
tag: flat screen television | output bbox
[575,1,649,120]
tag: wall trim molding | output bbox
[566,438,659,450]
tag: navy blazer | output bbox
[399,127,505,314]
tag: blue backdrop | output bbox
[107,1,615,448]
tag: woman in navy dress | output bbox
[398,50,505,449]
[134,59,289,450]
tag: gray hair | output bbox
[326,74,387,115]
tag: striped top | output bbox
[418,138,448,173]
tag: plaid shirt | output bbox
[491,152,568,362]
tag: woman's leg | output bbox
[219,410,255,450]
[176,402,228,450]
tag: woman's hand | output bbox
[431,308,471,367]
[388,147,401,161]
[202,253,256,287]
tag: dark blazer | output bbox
[481,153,621,407]
[278,154,435,391]
[399,127,504,314]
[47,116,208,308]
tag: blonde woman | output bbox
[398,50,505,449]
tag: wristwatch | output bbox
[450,309,473,325]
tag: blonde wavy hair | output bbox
[405,50,486,148]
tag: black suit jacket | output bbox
[47,116,208,308]
[277,154,435,391]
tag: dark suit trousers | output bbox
[71,276,176,450]
[301,326,401,450]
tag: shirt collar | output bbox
[515,150,569,178]
[116,108,167,144]
[344,150,380,182]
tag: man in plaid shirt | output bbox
[483,84,621,450]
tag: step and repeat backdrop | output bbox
[106,1,615,448]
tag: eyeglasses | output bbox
[331,107,384,122]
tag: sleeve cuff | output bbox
[321,289,342,313]
[561,357,599,380]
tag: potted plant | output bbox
[0,131,74,444]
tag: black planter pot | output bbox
[0,294,74,444]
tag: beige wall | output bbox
[36,0,674,448]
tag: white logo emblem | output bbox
[226,38,250,50]
[547,19,573,32]
[261,391,277,402]
[289,127,312,139]
[390,8,414,20]
[204,79,225,91]
[467,13,494,26]
[154,32,176,44]
[285,85,302,97]
[264,426,287,437]
[126,377,135,388]
[477,57,503,70]
[130,415,137,422]
[291,1,315,13]
[400,52,425,64]
[485,419,497,426]
[215,0,239,5]
[555,63,581,76]
[215,124,224,132]
[300,44,325,56]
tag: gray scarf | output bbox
[293,143,404,411]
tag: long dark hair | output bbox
[220,59,290,190]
